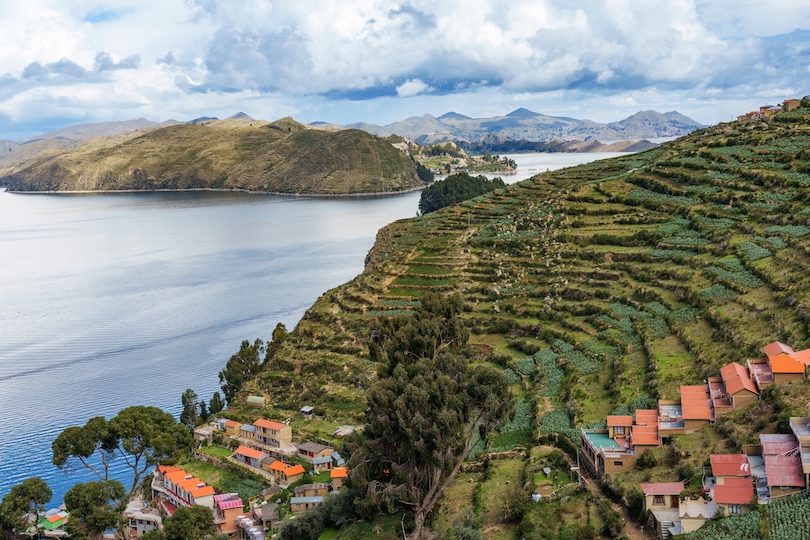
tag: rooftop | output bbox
[714,477,754,505]
[640,482,684,496]
[581,430,622,451]
[789,348,810,366]
[331,467,348,479]
[760,433,799,455]
[290,496,324,504]
[284,465,306,476]
[710,454,751,477]
[680,385,713,420]
[254,418,286,431]
[234,445,266,460]
[606,415,633,427]
[770,355,805,374]
[764,455,804,487]
[297,441,332,453]
[764,342,794,359]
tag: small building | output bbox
[760,433,804,499]
[297,442,335,462]
[763,342,805,383]
[714,477,754,515]
[252,502,280,534]
[312,456,334,473]
[293,483,330,498]
[331,451,345,467]
[239,423,257,440]
[680,385,713,431]
[247,395,266,407]
[224,420,241,436]
[301,405,314,417]
[281,464,307,485]
[194,424,215,443]
[234,446,269,469]
[213,493,244,535]
[152,466,215,513]
[640,482,683,512]
[254,419,292,448]
[783,99,802,112]
[124,499,162,538]
[331,467,348,491]
[38,510,69,534]
[259,486,283,502]
[710,453,751,484]
[290,495,324,513]
[719,362,759,409]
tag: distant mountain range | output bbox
[339,108,704,145]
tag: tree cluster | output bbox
[218,322,287,405]
[142,505,217,540]
[418,172,506,214]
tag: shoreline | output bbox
[1,185,428,198]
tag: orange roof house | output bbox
[764,342,794,359]
[607,416,633,426]
[770,355,805,376]
[254,419,285,431]
[331,467,348,490]
[269,461,288,472]
[711,454,751,481]
[283,465,306,476]
[789,349,810,366]
[714,477,754,507]
[234,446,264,460]
[680,385,713,431]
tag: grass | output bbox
[198,445,233,458]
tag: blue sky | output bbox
[0,0,808,140]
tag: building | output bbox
[297,442,334,462]
[240,423,257,441]
[763,342,805,383]
[247,395,266,406]
[290,495,324,513]
[252,503,280,535]
[312,456,334,473]
[212,493,244,535]
[38,509,69,536]
[293,483,330,497]
[760,433,804,500]
[253,419,292,448]
[223,420,241,437]
[331,467,348,491]
[714,477,754,515]
[708,363,759,416]
[641,482,684,539]
[680,385,713,431]
[194,424,215,443]
[789,407,810,488]
[234,445,269,469]
[300,405,314,417]
[124,499,162,538]
[710,454,751,484]
[281,464,307,485]
[259,486,283,502]
[152,466,215,514]
[783,99,802,111]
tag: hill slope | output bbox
[2,117,425,195]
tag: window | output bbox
[615,426,625,435]
[653,495,665,506]
[729,504,742,515]
[613,461,623,467]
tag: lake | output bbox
[0,152,621,503]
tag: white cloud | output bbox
[396,79,432,97]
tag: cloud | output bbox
[396,79,432,97]
[21,59,87,79]
[94,52,141,71]
[83,9,133,24]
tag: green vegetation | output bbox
[419,172,506,214]
[2,118,425,195]
[64,480,125,540]
[0,477,52,537]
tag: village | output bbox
[580,341,810,539]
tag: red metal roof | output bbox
[224,420,240,427]
[607,415,633,427]
[711,454,751,477]
[714,477,754,505]
[760,434,799,455]
[763,341,794,359]
[235,445,265,460]
[640,482,684,496]
[631,426,660,446]
[720,362,759,395]
[764,455,805,487]
[680,385,713,420]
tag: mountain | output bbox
[19,118,160,144]
[1,117,425,195]
[228,112,253,120]
[349,109,704,144]
[234,105,810,537]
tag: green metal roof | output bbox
[582,431,622,450]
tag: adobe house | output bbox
[293,483,329,498]
[720,362,759,409]
[679,385,713,432]
[783,99,802,111]
[710,454,751,485]
[297,441,334,462]
[239,423,257,441]
[640,482,683,512]
[581,410,661,476]
[253,418,292,448]
[763,342,805,383]
[714,477,754,516]
[280,464,306,485]
[331,467,348,490]
[233,445,268,469]
[290,495,323,513]
[223,420,241,437]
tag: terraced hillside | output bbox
[235,109,810,535]
[2,117,424,195]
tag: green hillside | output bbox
[234,109,810,537]
[2,117,424,195]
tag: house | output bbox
[297,441,334,462]
[640,482,684,512]
[641,482,684,539]
[760,433,804,499]
[239,423,257,440]
[581,409,661,476]
[719,362,759,410]
[680,385,713,431]
[234,515,266,539]
[606,415,633,439]
[223,420,241,436]
[301,405,314,417]
[252,502,280,534]
[290,496,324,513]
[293,483,330,497]
[212,493,244,534]
[281,464,307,485]
[331,451,345,467]
[267,459,289,481]
[714,477,754,515]
[783,99,802,111]
[710,453,751,484]
[312,456,334,473]
[194,424,215,443]
[259,486,283,502]
[658,400,686,436]
[152,466,215,514]
[763,342,805,383]
[331,467,348,490]
[124,499,162,538]
[253,419,292,448]
[38,509,69,534]
[789,406,810,487]
[234,445,269,469]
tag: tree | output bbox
[418,172,506,214]
[208,392,225,416]
[162,505,216,540]
[111,406,191,497]
[52,416,118,481]
[357,293,512,539]
[218,339,265,404]
[266,322,289,360]
[180,389,199,426]
[0,477,52,537]
[64,480,125,540]
[198,400,209,423]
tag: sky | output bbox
[0,0,809,140]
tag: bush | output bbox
[419,172,506,214]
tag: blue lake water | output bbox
[0,152,617,504]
